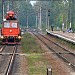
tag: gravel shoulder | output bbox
[11,55,28,75]
[11,46,28,75]
[35,33,74,75]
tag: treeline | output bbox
[0,0,75,31]
[34,0,75,31]
[0,1,36,28]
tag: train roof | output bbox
[3,20,18,22]
[6,11,15,15]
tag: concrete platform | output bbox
[47,30,75,44]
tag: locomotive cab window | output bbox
[4,22,10,28]
[12,23,17,28]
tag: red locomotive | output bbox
[1,11,21,44]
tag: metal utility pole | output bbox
[2,0,5,21]
[62,14,64,31]
[48,9,50,31]
[46,9,48,30]
[39,6,42,30]
[48,16,49,31]
[36,15,38,28]
[70,5,71,28]
[7,2,9,11]
[26,13,28,28]
[26,0,27,2]
[66,11,68,30]
[38,12,39,29]
[12,0,13,10]
[26,0,28,28]
[69,0,72,29]
[36,5,42,30]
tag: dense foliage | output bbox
[0,0,75,31]
[34,0,75,31]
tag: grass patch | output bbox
[27,54,48,75]
[57,38,75,49]
[21,32,43,53]
[21,32,49,75]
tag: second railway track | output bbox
[32,31,75,71]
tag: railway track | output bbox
[5,45,17,75]
[0,45,18,75]
[32,31,75,70]
[0,45,6,52]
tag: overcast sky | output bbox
[30,1,36,6]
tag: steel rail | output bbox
[0,45,6,52]
[38,32,75,55]
[32,32,75,70]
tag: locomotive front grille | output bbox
[8,36,14,42]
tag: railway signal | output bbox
[2,0,5,21]
[48,9,50,16]
[47,9,50,31]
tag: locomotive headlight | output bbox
[0,36,4,39]
[10,30,12,32]
[18,36,21,39]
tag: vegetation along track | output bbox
[32,31,75,71]
[0,45,18,75]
